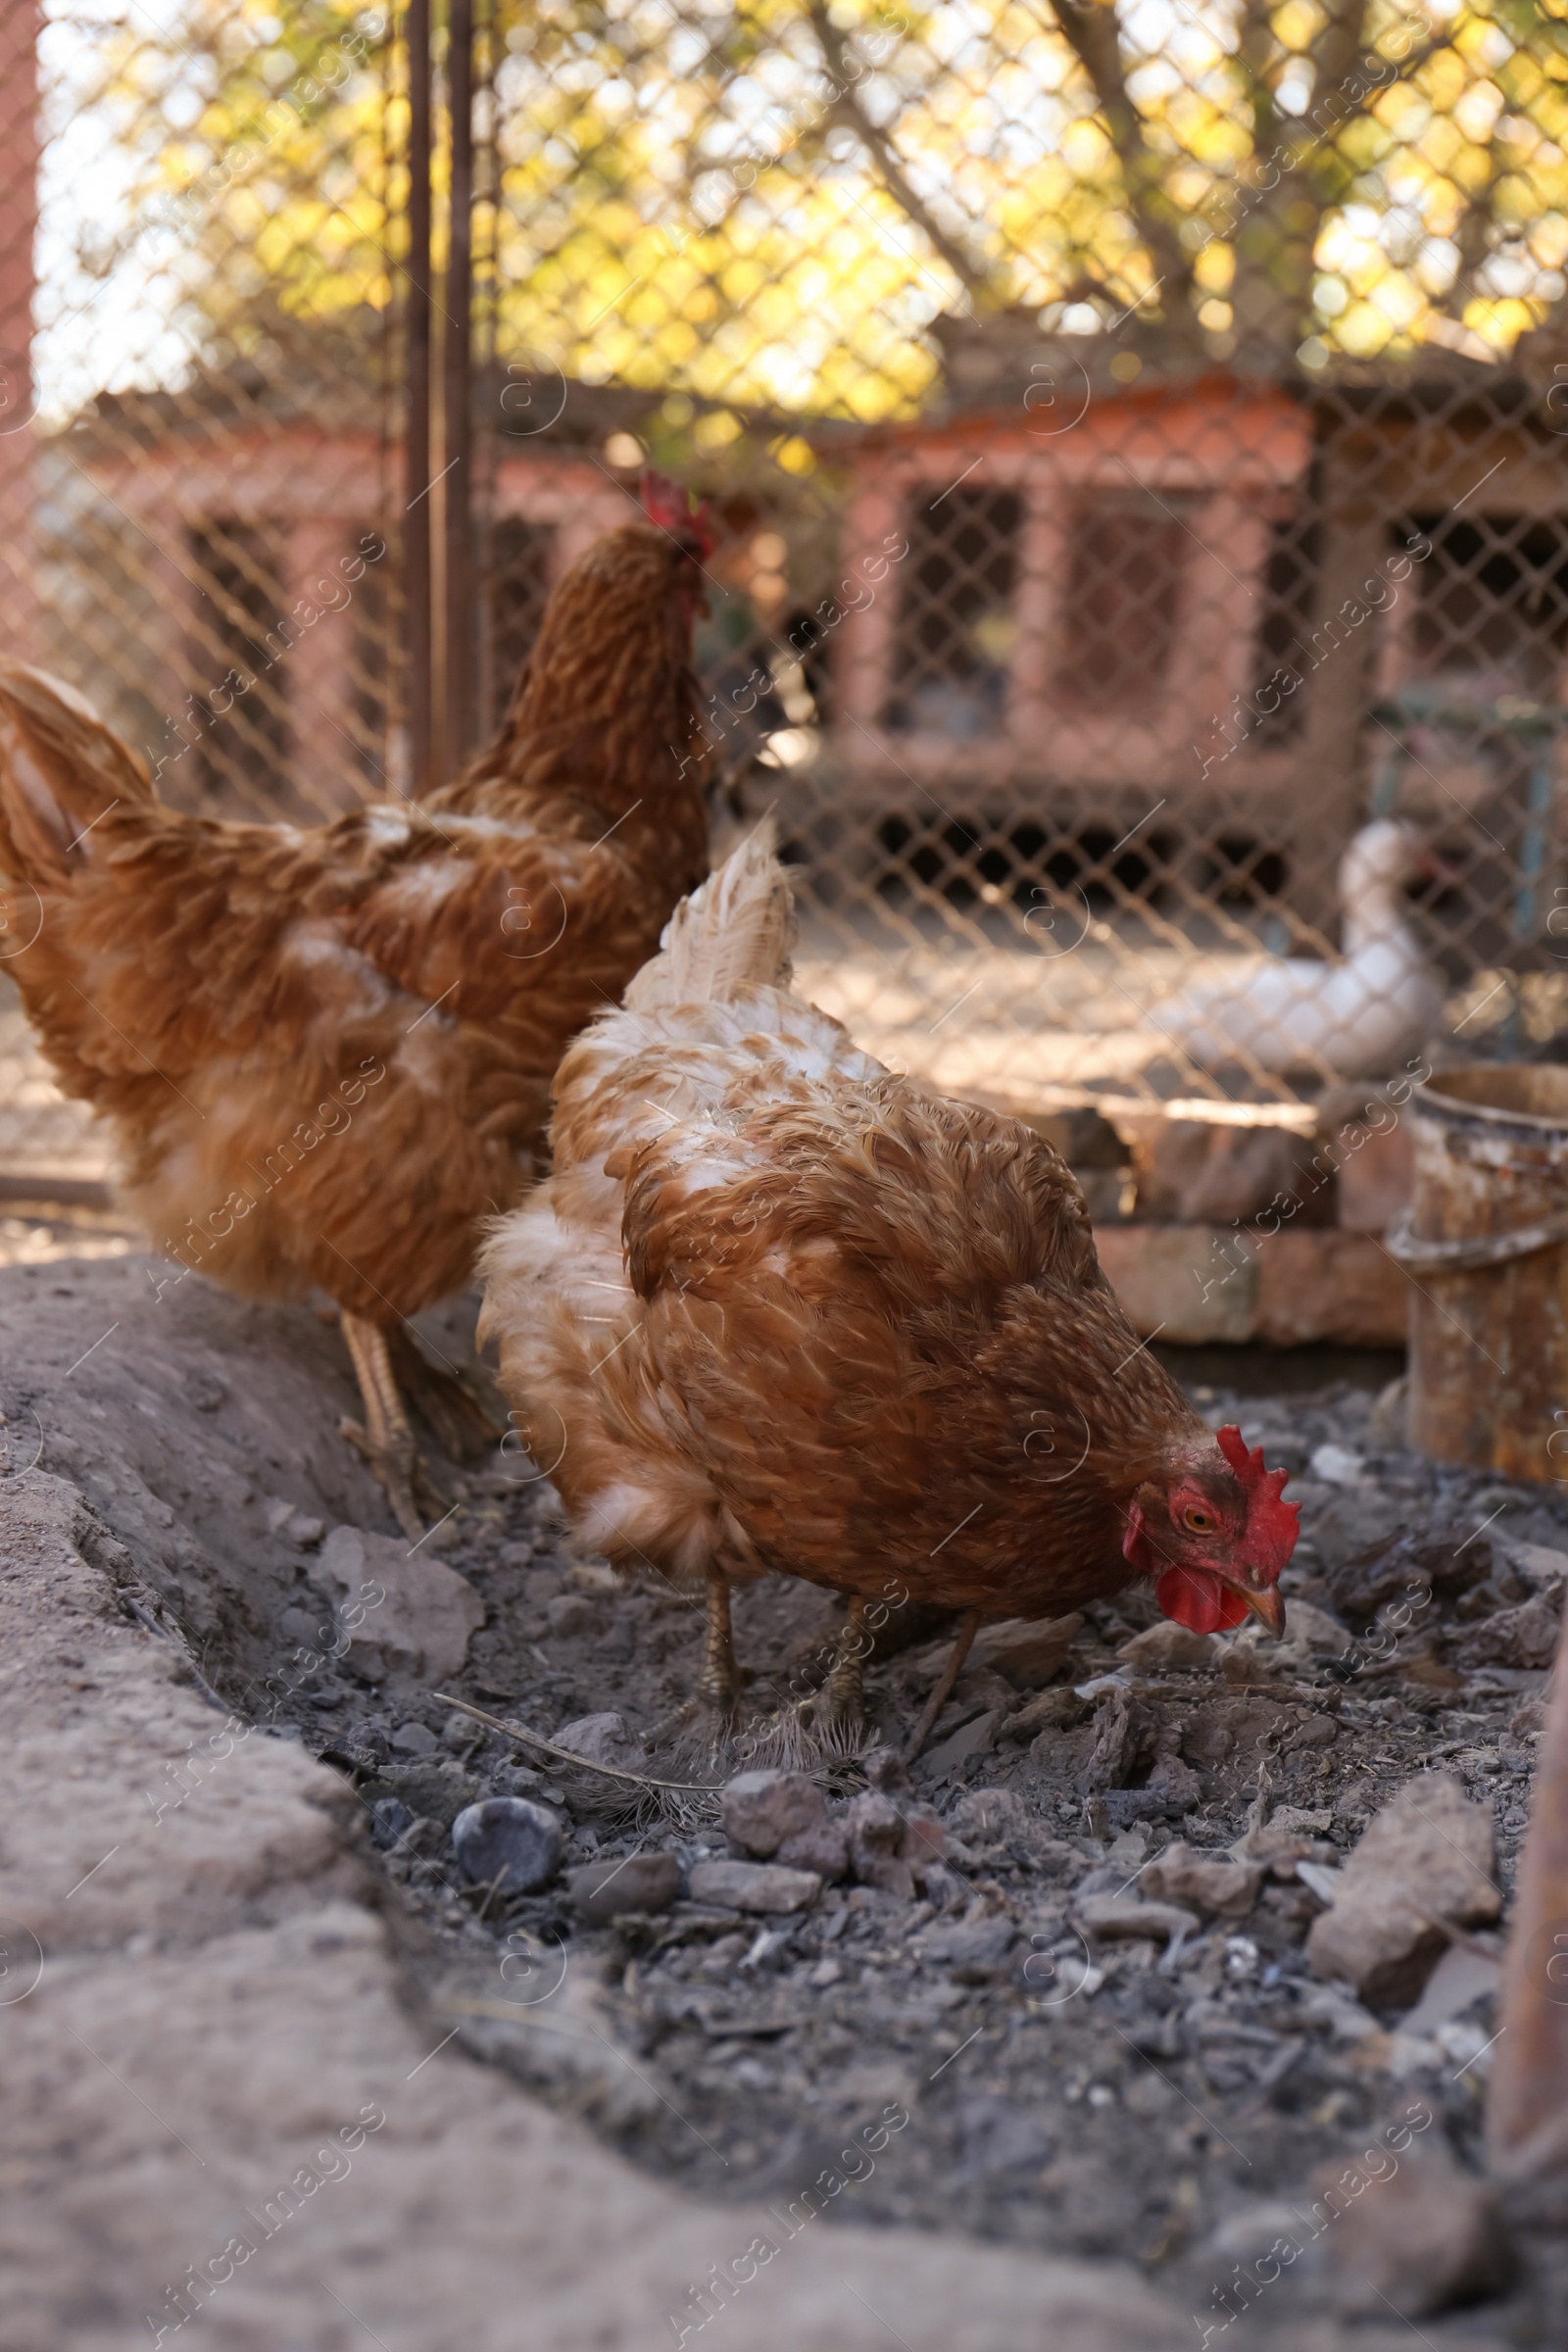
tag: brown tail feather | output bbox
[0,661,154,892]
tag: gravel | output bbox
[9,1250,1563,2337]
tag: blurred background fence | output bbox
[6,0,1568,1186]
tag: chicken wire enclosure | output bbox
[11,0,1568,1183]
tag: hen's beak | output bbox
[1231,1581,1286,1639]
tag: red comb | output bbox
[1215,1424,1299,1578]
[638,467,714,557]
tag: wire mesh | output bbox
[7,0,1568,1181]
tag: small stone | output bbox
[970,1613,1085,1688]
[552,1712,638,1769]
[913,1913,1019,1981]
[686,1860,821,1914]
[1324,2146,1511,2319]
[278,1604,331,1651]
[1306,1771,1500,2009]
[392,1720,438,1755]
[368,1797,415,1851]
[565,1852,683,1924]
[1506,1540,1568,1592]
[843,1788,902,1862]
[373,1759,480,1827]
[774,1819,851,1883]
[451,1797,563,1894]
[1074,1894,1199,1946]
[1286,1714,1339,1751]
[948,1787,1030,1848]
[721,1768,828,1858]
[1449,1591,1561,1672]
[1013,1689,1090,1746]
[858,1855,918,1900]
[545,1592,595,1640]
[1310,1443,1365,1486]
[1117,1621,1215,1672]
[1279,1598,1353,1657]
[308,1525,483,1683]
[441,1710,478,1751]
[918,1708,1000,1779]
[1142,1840,1264,1920]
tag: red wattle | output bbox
[1155,1567,1250,1635]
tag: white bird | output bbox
[1155,820,1444,1077]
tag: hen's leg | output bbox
[645,1566,739,1751]
[903,1608,982,1763]
[808,1594,869,1751]
[338,1312,429,1544]
[698,1565,738,1717]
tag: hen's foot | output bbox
[802,1593,871,1753]
[743,1596,871,1767]
[640,1690,738,1766]
[339,1312,448,1543]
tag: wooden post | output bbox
[443,0,475,778]
[1487,1593,1568,2180]
[0,2,39,665]
[404,0,435,795]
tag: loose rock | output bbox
[912,1911,1019,1981]
[553,1712,640,1769]
[970,1613,1085,1688]
[566,1851,683,1924]
[1117,1622,1215,1672]
[686,1859,822,1913]
[309,1524,483,1683]
[1324,2145,1511,2319]
[1448,1590,1561,1672]
[451,1796,563,1894]
[918,1708,1001,1779]
[776,1818,852,1882]
[1142,1840,1264,1919]
[720,1768,827,1857]
[1306,1771,1500,2008]
[1074,1894,1198,1946]
[544,1592,596,1640]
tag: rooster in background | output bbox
[0,475,712,1537]
[479,828,1298,1755]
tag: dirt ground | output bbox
[1,1239,1560,2346]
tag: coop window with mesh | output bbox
[1059,491,1190,713]
[884,486,1023,739]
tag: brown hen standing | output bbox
[0,478,711,1536]
[479,829,1298,1754]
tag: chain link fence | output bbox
[6,0,1568,1181]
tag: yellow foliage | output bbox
[74,0,1568,418]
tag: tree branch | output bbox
[1045,0,1194,324]
[804,0,991,298]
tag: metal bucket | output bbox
[1389,1064,1568,1481]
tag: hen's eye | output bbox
[1184,1506,1215,1534]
